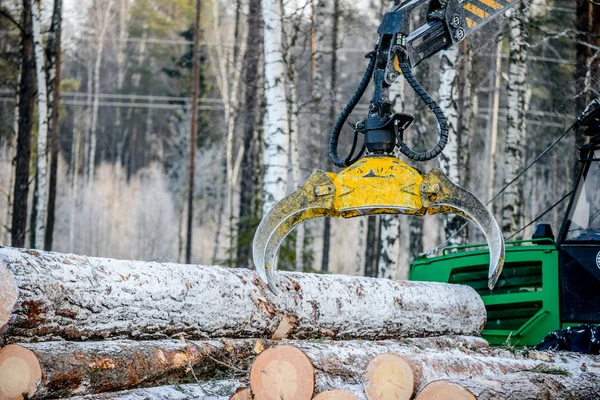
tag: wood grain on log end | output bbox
[0,344,42,400]
[231,387,253,400]
[313,390,361,400]
[365,353,414,400]
[0,262,17,332]
[415,380,476,400]
[250,345,315,400]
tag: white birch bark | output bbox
[437,47,462,246]
[261,0,290,215]
[377,62,405,279]
[283,339,600,398]
[68,382,244,400]
[502,2,530,234]
[31,0,48,249]
[289,64,305,272]
[486,39,502,202]
[0,247,487,342]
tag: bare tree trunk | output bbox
[11,0,35,248]
[322,0,340,273]
[437,47,462,246]
[261,0,290,215]
[236,0,263,269]
[486,38,502,202]
[575,0,600,153]
[44,0,63,251]
[0,247,488,342]
[502,1,530,235]
[185,0,202,264]
[378,36,403,278]
[88,0,112,182]
[289,62,305,272]
[69,109,82,252]
[364,216,378,277]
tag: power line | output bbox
[422,121,577,256]
[505,190,573,241]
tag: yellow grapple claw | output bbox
[253,156,505,293]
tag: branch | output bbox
[0,7,25,34]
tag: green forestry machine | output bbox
[250,0,599,351]
[410,100,600,348]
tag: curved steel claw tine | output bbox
[252,171,336,294]
[421,169,505,290]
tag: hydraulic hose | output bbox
[329,54,376,168]
[397,60,449,161]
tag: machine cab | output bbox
[557,117,600,324]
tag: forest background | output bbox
[0,0,598,280]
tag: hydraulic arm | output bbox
[253,0,522,293]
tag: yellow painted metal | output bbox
[331,156,425,218]
[253,156,505,292]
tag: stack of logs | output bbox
[0,247,599,400]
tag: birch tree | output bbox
[208,0,246,265]
[11,0,35,248]
[44,0,63,250]
[185,0,202,264]
[237,0,263,268]
[502,0,530,234]
[261,0,290,215]
[88,0,113,181]
[437,46,462,246]
[322,0,341,273]
[378,38,404,280]
[31,0,49,249]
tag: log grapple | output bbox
[254,0,521,292]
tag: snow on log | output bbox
[66,381,244,400]
[0,247,486,342]
[265,340,600,396]
[415,372,600,400]
[0,339,260,399]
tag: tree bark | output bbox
[185,0,202,264]
[11,0,35,248]
[575,0,600,152]
[415,372,600,400]
[44,0,63,251]
[236,0,263,269]
[249,340,600,399]
[322,0,341,273]
[88,0,112,182]
[437,47,463,246]
[0,339,259,399]
[0,247,486,342]
[66,381,245,400]
[261,0,290,215]
[31,0,49,250]
[364,216,379,277]
[502,1,530,235]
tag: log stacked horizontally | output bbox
[0,246,599,400]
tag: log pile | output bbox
[0,246,599,400]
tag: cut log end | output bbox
[415,380,476,400]
[365,353,414,400]
[0,344,42,400]
[0,262,17,330]
[250,345,315,400]
[230,387,252,400]
[313,390,361,400]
